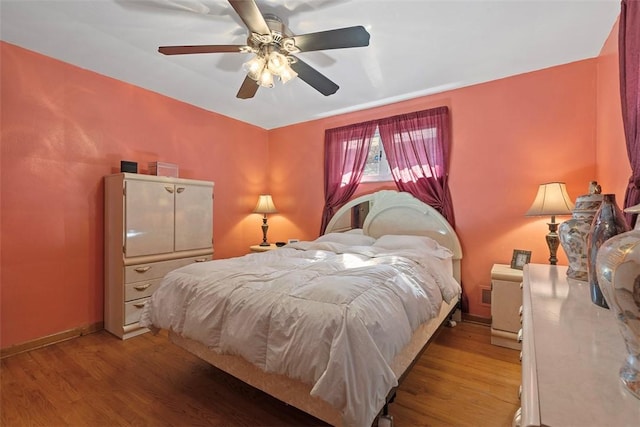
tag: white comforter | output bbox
[140,239,460,427]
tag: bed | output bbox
[140,190,463,427]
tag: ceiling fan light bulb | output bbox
[279,65,297,84]
[258,69,274,88]
[267,52,287,75]
[243,55,265,81]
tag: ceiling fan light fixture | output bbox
[244,49,297,87]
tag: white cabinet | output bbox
[516,264,640,426]
[491,264,523,350]
[105,173,214,339]
[123,178,213,257]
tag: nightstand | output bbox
[490,263,523,349]
[249,244,279,252]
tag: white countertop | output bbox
[523,264,639,426]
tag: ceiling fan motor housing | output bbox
[247,13,298,56]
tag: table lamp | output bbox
[253,194,277,246]
[525,182,574,265]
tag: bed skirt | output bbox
[169,296,459,427]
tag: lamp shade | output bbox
[253,194,277,214]
[525,182,574,216]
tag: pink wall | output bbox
[1,17,629,348]
[1,42,269,348]
[596,19,631,199]
[269,60,600,319]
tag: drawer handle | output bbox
[517,328,523,343]
[194,258,207,263]
[176,187,185,193]
[134,283,152,291]
[165,186,174,193]
[134,266,151,273]
[519,305,523,316]
[519,351,522,362]
[518,384,522,400]
[133,302,146,309]
[513,407,522,427]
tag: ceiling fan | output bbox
[158,0,370,99]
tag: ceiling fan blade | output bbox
[291,26,370,52]
[159,45,246,55]
[236,75,259,99]
[228,0,270,36]
[290,58,339,96]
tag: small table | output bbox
[249,244,279,252]
[490,263,523,349]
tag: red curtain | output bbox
[320,120,377,233]
[377,106,456,227]
[620,0,640,227]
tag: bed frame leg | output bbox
[447,306,461,327]
[377,414,394,427]
[376,391,395,427]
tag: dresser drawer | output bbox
[124,298,149,325]
[125,278,163,302]
[124,256,210,283]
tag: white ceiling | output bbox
[0,0,620,129]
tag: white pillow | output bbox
[373,234,441,251]
[345,228,364,235]
[315,232,376,246]
[373,234,453,259]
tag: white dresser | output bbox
[104,173,214,339]
[516,263,640,426]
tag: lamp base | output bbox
[260,215,270,246]
[546,219,560,265]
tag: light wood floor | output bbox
[1,322,520,426]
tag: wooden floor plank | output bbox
[1,322,520,426]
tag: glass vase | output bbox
[587,194,630,308]
[595,202,640,399]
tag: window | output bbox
[361,128,393,182]
[360,125,440,183]
[384,126,441,183]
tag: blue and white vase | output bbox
[559,183,603,281]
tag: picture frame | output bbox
[510,249,532,270]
